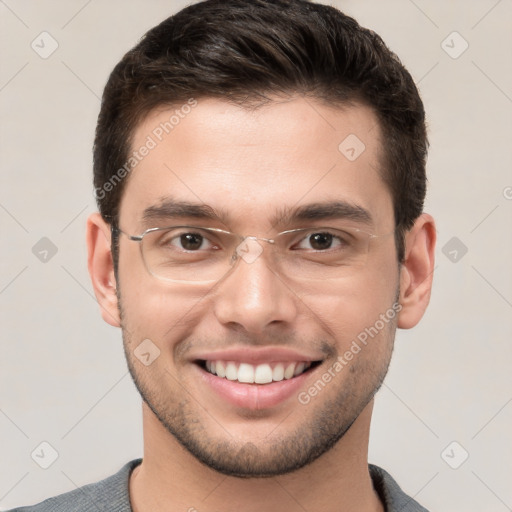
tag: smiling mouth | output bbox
[198,360,322,384]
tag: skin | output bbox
[87,96,436,512]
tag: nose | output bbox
[212,243,298,334]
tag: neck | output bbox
[130,401,383,512]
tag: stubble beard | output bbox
[118,289,397,478]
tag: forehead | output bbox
[119,97,393,231]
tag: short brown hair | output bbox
[93,0,427,262]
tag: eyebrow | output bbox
[141,198,373,229]
[142,200,225,225]
[272,201,374,229]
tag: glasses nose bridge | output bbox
[229,233,278,265]
[244,234,276,244]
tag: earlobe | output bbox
[86,213,121,327]
[397,213,436,329]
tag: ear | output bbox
[86,213,121,327]
[397,213,436,329]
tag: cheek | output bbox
[298,266,399,351]
[118,253,214,350]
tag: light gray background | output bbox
[1,1,511,510]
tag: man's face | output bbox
[115,97,399,476]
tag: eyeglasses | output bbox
[113,225,393,283]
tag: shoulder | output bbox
[369,464,430,512]
[7,459,142,512]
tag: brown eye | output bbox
[293,230,349,252]
[309,233,333,250]
[179,233,204,250]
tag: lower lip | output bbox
[198,365,315,410]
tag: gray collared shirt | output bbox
[9,459,429,511]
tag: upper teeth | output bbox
[205,361,311,384]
